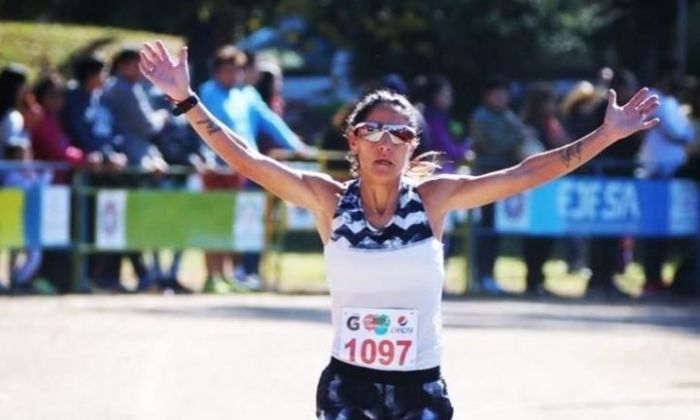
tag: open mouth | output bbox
[374,159,393,166]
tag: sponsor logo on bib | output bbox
[363,313,390,335]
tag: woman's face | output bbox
[42,88,65,113]
[86,69,108,91]
[215,63,247,89]
[484,87,509,111]
[122,59,143,82]
[348,104,417,182]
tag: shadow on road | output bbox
[96,296,700,336]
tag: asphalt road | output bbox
[1,294,699,419]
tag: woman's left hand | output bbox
[603,87,660,140]
[139,40,192,102]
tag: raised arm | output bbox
[138,41,341,216]
[422,88,660,214]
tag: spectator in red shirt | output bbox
[31,74,102,183]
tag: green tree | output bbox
[2,0,696,108]
[278,0,615,111]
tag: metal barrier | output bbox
[1,156,698,294]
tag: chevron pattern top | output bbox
[329,178,434,250]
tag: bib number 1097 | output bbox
[344,338,412,366]
[340,308,418,370]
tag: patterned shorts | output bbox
[316,358,454,420]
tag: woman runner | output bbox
[138,40,659,419]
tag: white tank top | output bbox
[325,178,444,371]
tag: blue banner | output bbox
[495,177,699,237]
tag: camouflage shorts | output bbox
[315,358,453,420]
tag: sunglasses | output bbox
[351,121,417,145]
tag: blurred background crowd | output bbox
[0,0,699,298]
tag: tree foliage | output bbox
[301,0,615,82]
[1,0,694,110]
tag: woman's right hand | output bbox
[139,40,193,102]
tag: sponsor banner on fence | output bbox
[125,190,236,250]
[40,186,71,246]
[496,177,699,237]
[232,192,266,251]
[96,190,127,249]
[94,190,266,251]
[0,189,25,247]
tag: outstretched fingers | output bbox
[138,60,154,81]
[177,46,188,67]
[139,48,159,78]
[626,87,650,108]
[641,117,660,130]
[638,92,660,130]
[154,40,173,64]
[636,94,660,113]
[143,42,163,64]
[139,49,156,68]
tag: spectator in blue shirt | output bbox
[198,46,308,156]
[197,45,311,292]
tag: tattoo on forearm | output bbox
[558,141,583,168]
[195,119,222,135]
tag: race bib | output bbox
[340,307,418,370]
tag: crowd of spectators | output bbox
[1,43,698,298]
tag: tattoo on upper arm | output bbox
[558,141,583,167]
[195,119,222,135]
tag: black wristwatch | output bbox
[171,94,199,116]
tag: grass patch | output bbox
[0,21,182,80]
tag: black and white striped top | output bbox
[329,178,434,250]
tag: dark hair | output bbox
[0,64,28,119]
[256,71,277,106]
[74,54,106,84]
[409,75,429,105]
[521,82,555,123]
[688,78,700,118]
[111,48,140,73]
[654,59,683,95]
[609,68,638,93]
[481,75,509,96]
[4,144,27,160]
[33,74,64,105]
[211,45,247,72]
[654,59,679,83]
[255,58,282,106]
[243,49,257,69]
[345,89,441,178]
[346,89,420,132]
[423,75,451,107]
[379,73,408,96]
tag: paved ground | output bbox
[0,294,699,420]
